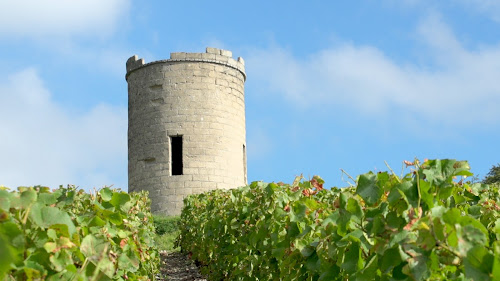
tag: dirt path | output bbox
[157,251,207,281]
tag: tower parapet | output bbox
[126,47,247,215]
[126,47,245,80]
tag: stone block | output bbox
[170,52,187,59]
[201,53,217,60]
[126,55,145,73]
[206,47,220,54]
[214,54,229,63]
[185,53,202,60]
[176,188,193,195]
[219,49,233,57]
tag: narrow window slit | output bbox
[171,136,183,175]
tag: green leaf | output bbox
[305,251,320,271]
[392,261,409,280]
[464,245,494,281]
[356,255,379,281]
[49,250,73,272]
[0,190,11,210]
[290,202,307,222]
[80,235,109,260]
[421,159,455,185]
[100,187,113,202]
[341,241,363,274]
[47,229,57,240]
[23,260,46,280]
[318,264,340,281]
[492,242,500,281]
[29,203,76,235]
[38,193,57,205]
[0,221,24,252]
[356,173,382,206]
[418,179,434,209]
[110,192,131,210]
[386,211,405,230]
[397,181,419,208]
[406,254,430,281]
[44,242,57,253]
[0,232,16,279]
[118,253,140,273]
[296,237,315,257]
[381,246,404,273]
[20,189,37,209]
[49,224,71,238]
[303,198,320,210]
[96,256,115,278]
[346,198,363,221]
[442,208,461,225]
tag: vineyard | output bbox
[0,186,159,280]
[178,159,500,280]
[1,159,499,280]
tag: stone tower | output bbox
[125,47,247,215]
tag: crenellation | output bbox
[219,49,232,57]
[170,52,187,60]
[205,47,219,55]
[185,53,202,60]
[201,52,217,60]
[126,55,145,73]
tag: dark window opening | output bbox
[171,136,183,175]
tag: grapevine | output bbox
[178,159,500,280]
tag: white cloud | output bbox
[49,40,133,77]
[392,0,500,23]
[458,0,500,22]
[246,16,500,129]
[0,68,127,191]
[0,0,131,38]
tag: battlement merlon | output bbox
[126,55,145,73]
[125,47,246,81]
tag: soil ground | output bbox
[157,251,207,281]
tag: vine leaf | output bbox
[29,203,76,236]
[356,173,382,206]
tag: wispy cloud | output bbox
[49,40,134,77]
[390,0,500,23]
[458,0,500,22]
[0,68,127,191]
[246,15,500,131]
[0,0,131,39]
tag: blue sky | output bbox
[1,0,499,191]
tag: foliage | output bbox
[154,231,180,253]
[152,215,180,236]
[178,159,500,281]
[0,186,159,281]
[483,164,500,184]
[153,215,180,252]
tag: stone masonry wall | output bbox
[126,47,247,215]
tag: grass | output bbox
[152,215,181,252]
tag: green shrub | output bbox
[152,215,180,235]
[153,215,180,252]
[178,159,500,281]
[0,186,159,280]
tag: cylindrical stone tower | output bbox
[126,47,247,215]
